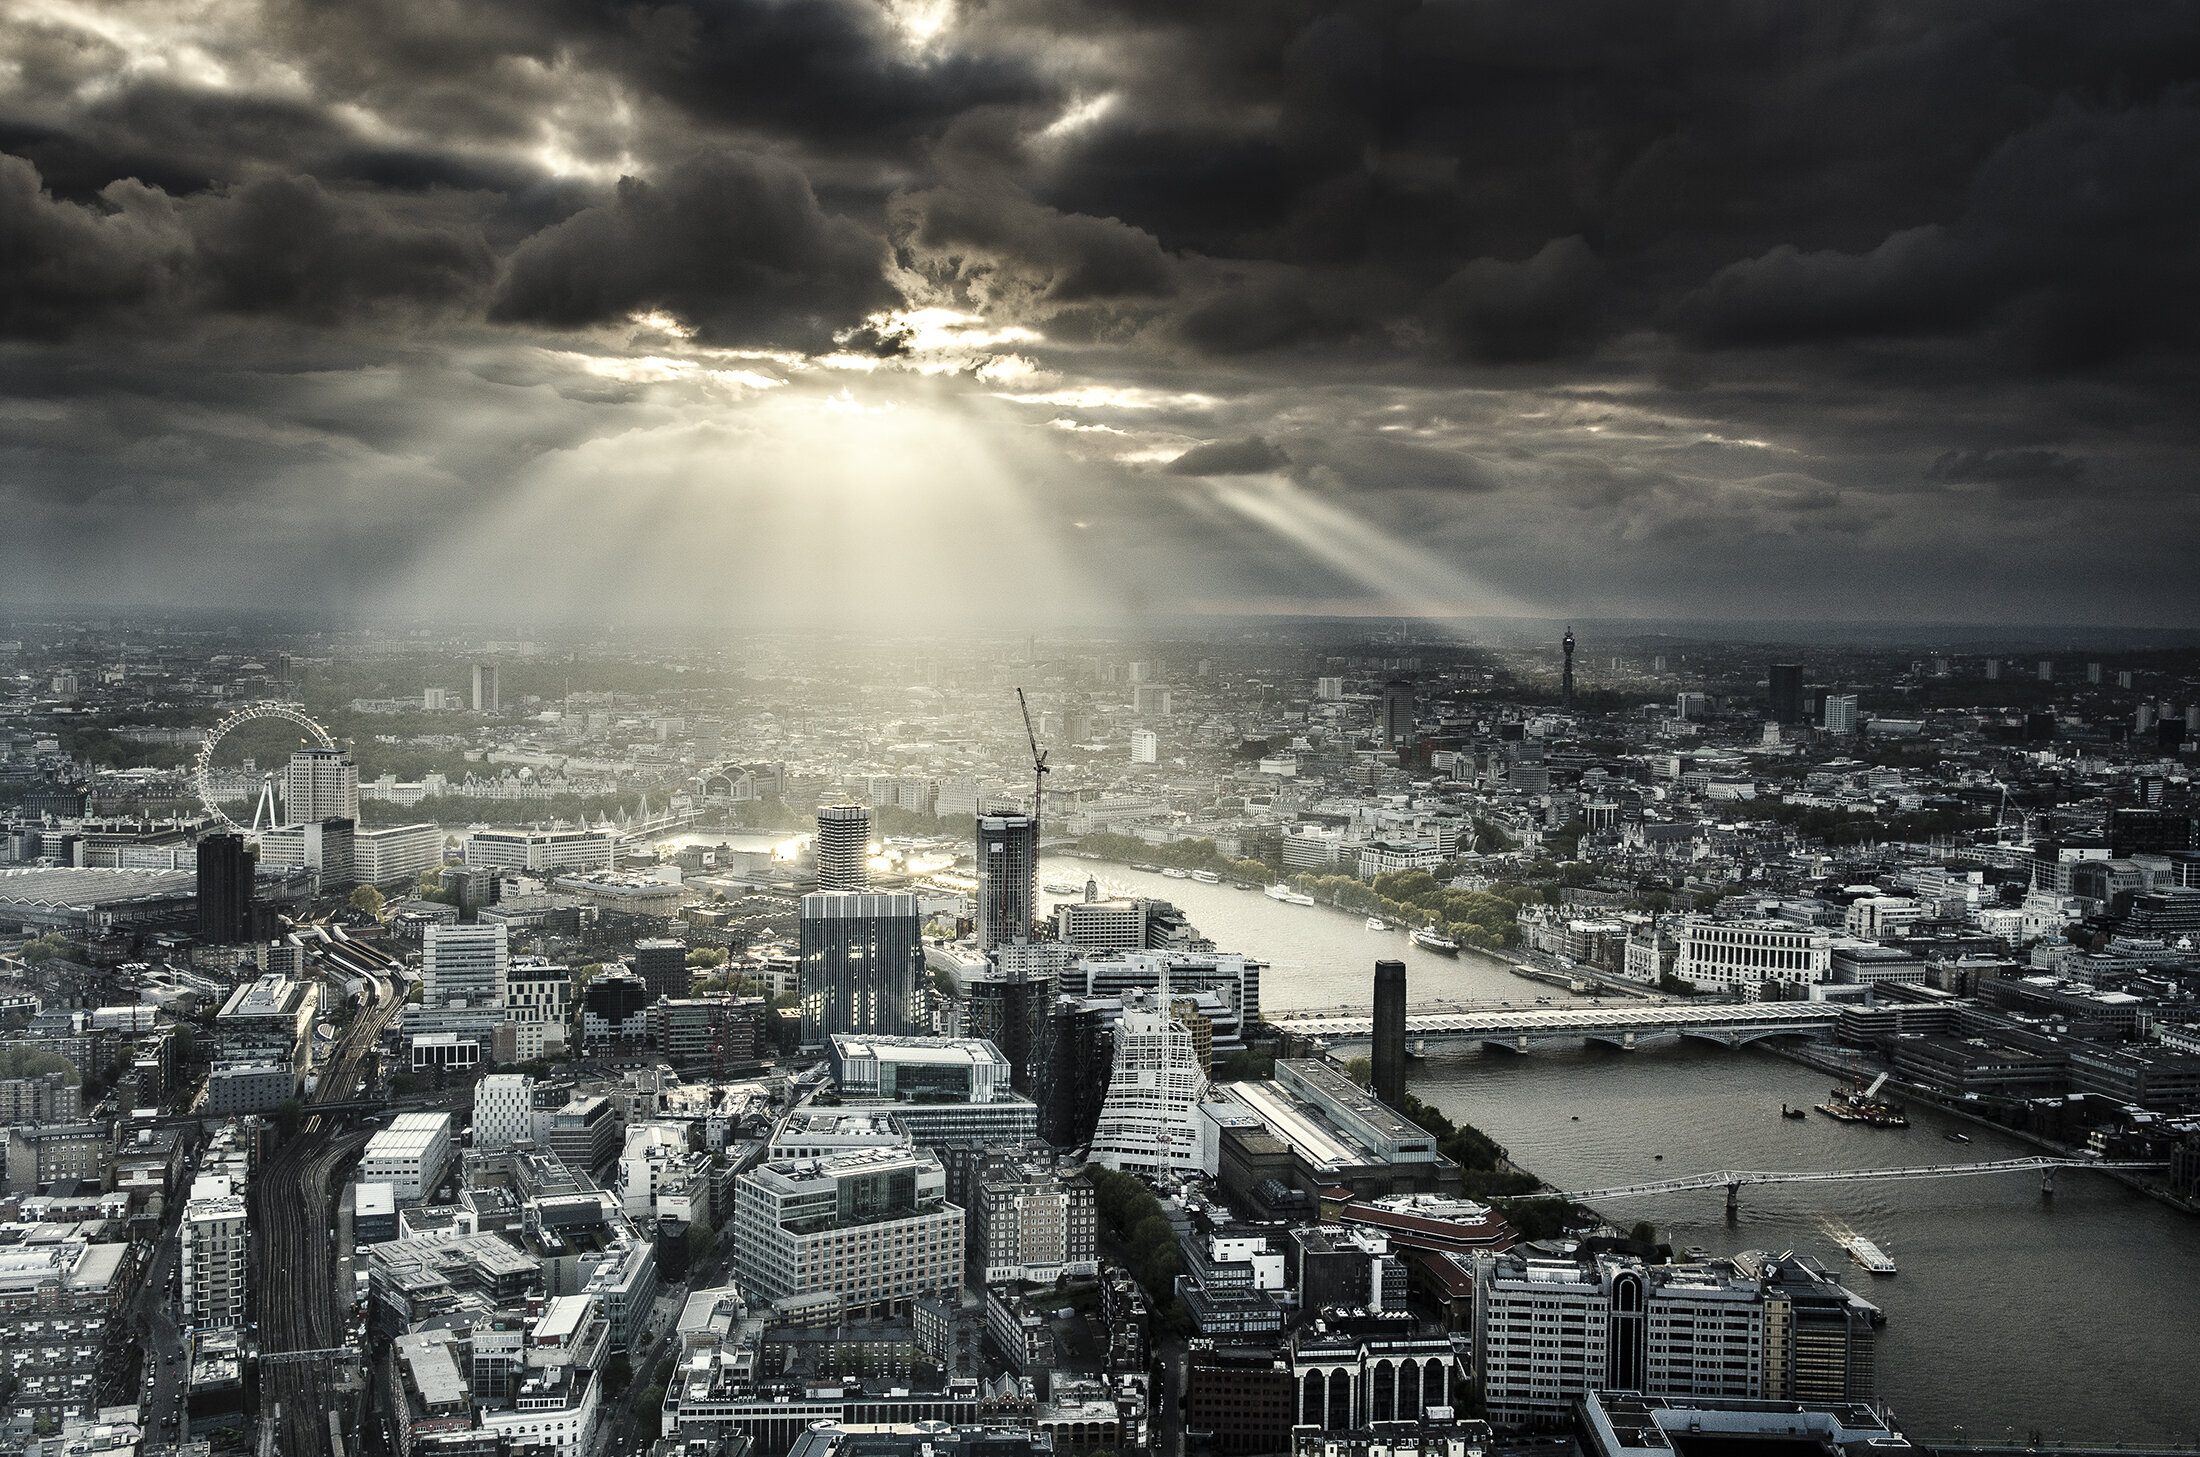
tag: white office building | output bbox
[180,1174,248,1331]
[424,922,509,1007]
[1822,695,1859,735]
[283,747,359,824]
[1089,988,1208,1174]
[362,1112,454,1201]
[476,1073,536,1150]
[732,1147,964,1319]
[354,823,445,887]
[506,956,572,1057]
[1130,730,1159,765]
[1672,918,1832,992]
[463,827,617,874]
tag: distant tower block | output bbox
[1381,679,1415,748]
[1769,664,1803,726]
[1372,959,1407,1108]
[815,804,872,891]
[471,662,500,713]
[1562,627,1576,712]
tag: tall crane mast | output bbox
[1016,687,1050,829]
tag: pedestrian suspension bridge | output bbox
[1554,1157,2168,1215]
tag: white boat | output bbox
[1161,868,1191,880]
[1264,884,1316,906]
[1838,1233,1898,1275]
[1190,870,1220,884]
[1041,882,1081,896]
[1411,928,1460,956]
[1366,917,1388,931]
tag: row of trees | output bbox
[1083,1167,1195,1341]
[1284,870,1539,952]
[1074,833,1276,884]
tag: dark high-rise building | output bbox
[799,892,922,1043]
[1562,627,1576,712]
[964,947,1063,1099]
[1769,663,1804,726]
[815,803,872,891]
[2107,808,2199,859]
[196,832,253,944]
[976,813,1038,950]
[1372,959,1407,1108]
[631,936,689,1002]
[1039,996,1117,1147]
[1381,679,1415,748]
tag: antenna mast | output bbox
[1016,687,1050,830]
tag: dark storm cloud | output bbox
[490,151,899,347]
[4,0,2200,621]
[1165,436,1289,476]
[0,156,494,338]
[1927,448,2087,487]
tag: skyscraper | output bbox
[1130,730,1159,764]
[1089,987,1208,1174]
[976,813,1038,951]
[1768,664,1803,726]
[1372,960,1406,1108]
[1381,678,1415,748]
[1823,694,1859,735]
[1562,627,1575,712]
[965,943,1066,1101]
[815,803,872,891]
[282,747,358,825]
[800,891,922,1043]
[471,662,499,713]
[196,832,253,944]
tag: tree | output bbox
[687,1223,715,1264]
[349,884,386,919]
[1343,1056,1372,1087]
[1628,1220,1657,1246]
[274,1099,303,1138]
[604,1354,632,1397]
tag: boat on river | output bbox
[1410,928,1460,955]
[1838,1233,1898,1275]
[1190,870,1220,884]
[1042,882,1081,896]
[1366,917,1389,931]
[1781,1104,1808,1120]
[1264,884,1316,906]
[1161,868,1191,880]
[1817,1072,1909,1128]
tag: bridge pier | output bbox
[1725,1182,1740,1221]
[2041,1170,2054,1198]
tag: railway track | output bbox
[252,971,406,1457]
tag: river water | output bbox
[1042,857,2200,1444]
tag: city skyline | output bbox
[5,4,2199,627]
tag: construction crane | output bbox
[1016,687,1050,829]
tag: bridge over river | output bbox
[1552,1157,2169,1214]
[1273,999,1841,1052]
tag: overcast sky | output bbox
[5,0,2197,630]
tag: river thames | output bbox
[1041,856,2200,1444]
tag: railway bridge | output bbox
[1272,1000,1841,1053]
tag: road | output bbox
[251,969,405,1457]
[128,1227,189,1440]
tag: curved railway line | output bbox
[251,969,406,1457]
